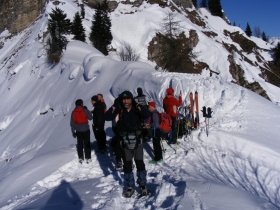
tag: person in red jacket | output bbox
[163,88,182,144]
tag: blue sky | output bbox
[221,0,280,38]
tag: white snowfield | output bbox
[0,0,280,209]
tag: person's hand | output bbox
[83,106,88,109]
[72,132,77,138]
[145,124,150,129]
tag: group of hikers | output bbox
[70,87,182,197]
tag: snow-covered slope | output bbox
[0,0,280,209]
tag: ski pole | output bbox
[176,118,180,154]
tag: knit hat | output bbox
[166,87,174,95]
[91,95,98,102]
[75,99,83,106]
[120,91,133,99]
[148,101,156,108]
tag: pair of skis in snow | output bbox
[189,91,200,130]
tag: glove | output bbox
[72,132,77,138]
[83,106,87,109]
[113,97,121,107]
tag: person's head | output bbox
[97,93,103,101]
[75,99,83,107]
[137,87,143,95]
[91,95,98,105]
[148,101,156,112]
[166,87,174,95]
[120,91,133,109]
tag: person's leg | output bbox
[122,148,135,197]
[76,132,84,160]
[153,129,163,161]
[94,129,103,151]
[171,116,178,143]
[84,130,91,159]
[100,127,107,150]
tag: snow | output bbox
[0,0,280,209]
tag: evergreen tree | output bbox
[80,4,85,19]
[89,0,112,55]
[71,12,86,42]
[155,12,189,72]
[273,43,280,67]
[233,21,236,26]
[208,0,223,17]
[200,0,208,8]
[192,0,197,8]
[245,22,252,37]
[262,31,267,41]
[47,7,71,62]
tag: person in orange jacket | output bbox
[163,88,182,144]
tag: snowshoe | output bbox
[122,187,135,198]
[136,185,151,198]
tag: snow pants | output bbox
[122,144,147,187]
[92,125,106,151]
[76,130,91,160]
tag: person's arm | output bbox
[175,95,182,106]
[84,108,93,120]
[105,106,120,121]
[138,104,150,120]
[151,112,159,128]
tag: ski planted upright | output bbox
[189,92,194,129]
[195,91,200,128]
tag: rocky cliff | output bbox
[0,0,47,34]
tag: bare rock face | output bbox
[0,0,47,34]
[228,54,270,100]
[172,0,193,8]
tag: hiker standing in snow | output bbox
[146,101,163,164]
[105,90,150,198]
[91,95,107,154]
[163,88,182,144]
[70,99,93,164]
[134,87,152,141]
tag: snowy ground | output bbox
[0,0,280,209]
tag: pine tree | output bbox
[80,4,85,19]
[47,7,71,62]
[273,43,280,67]
[155,12,189,72]
[71,12,86,42]
[262,32,267,41]
[200,0,208,8]
[245,22,252,37]
[192,0,197,8]
[89,0,112,55]
[208,0,223,17]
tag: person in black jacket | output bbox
[105,90,150,198]
[91,95,107,153]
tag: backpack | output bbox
[157,112,172,133]
[73,107,88,125]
